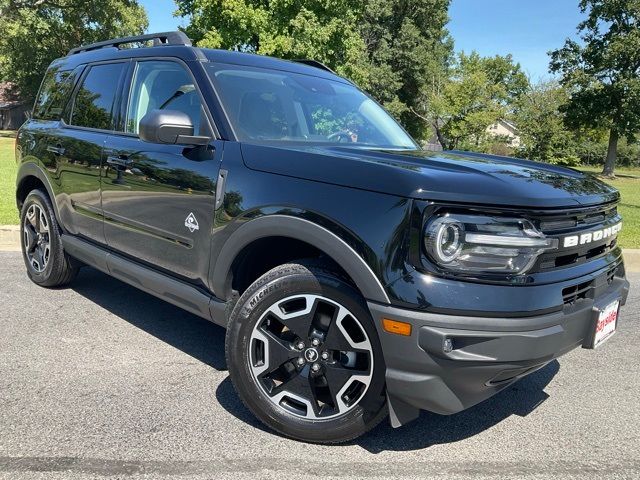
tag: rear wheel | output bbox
[20,189,78,287]
[225,261,387,443]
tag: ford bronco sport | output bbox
[15,32,630,443]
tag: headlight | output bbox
[424,214,558,274]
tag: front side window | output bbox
[206,64,417,149]
[71,63,126,130]
[125,60,208,136]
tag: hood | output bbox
[240,143,619,208]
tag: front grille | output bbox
[562,280,593,304]
[561,265,619,305]
[532,202,621,272]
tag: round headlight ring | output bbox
[427,218,464,264]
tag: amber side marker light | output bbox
[382,318,412,336]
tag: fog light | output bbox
[443,338,453,353]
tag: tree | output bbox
[0,0,148,104]
[359,0,453,139]
[514,81,577,163]
[176,0,454,140]
[424,51,527,150]
[549,0,640,176]
[175,0,372,87]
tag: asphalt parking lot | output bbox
[0,250,639,480]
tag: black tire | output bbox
[225,261,388,443]
[20,189,79,287]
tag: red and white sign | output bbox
[592,300,619,348]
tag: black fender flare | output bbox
[210,215,391,304]
[16,162,63,225]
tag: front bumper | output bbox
[368,273,630,427]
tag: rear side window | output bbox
[33,68,77,121]
[71,63,126,130]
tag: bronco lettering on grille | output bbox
[562,222,622,248]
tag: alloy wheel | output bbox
[23,204,51,273]
[248,294,374,420]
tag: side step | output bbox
[62,235,227,327]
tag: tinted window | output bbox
[125,60,208,135]
[71,63,125,130]
[206,64,416,149]
[33,67,78,121]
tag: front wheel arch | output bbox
[210,215,391,305]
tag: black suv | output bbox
[15,32,630,443]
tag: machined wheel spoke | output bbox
[277,368,320,417]
[324,317,354,351]
[277,314,314,341]
[259,327,299,374]
[35,246,46,269]
[265,295,318,340]
[323,362,369,408]
[323,305,371,354]
[38,210,48,234]
[26,205,37,229]
[23,224,37,252]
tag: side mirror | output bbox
[139,109,210,146]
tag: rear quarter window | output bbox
[33,67,79,121]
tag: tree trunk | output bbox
[433,122,447,150]
[602,127,618,177]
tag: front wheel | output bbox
[225,262,387,443]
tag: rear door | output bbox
[101,59,222,286]
[56,61,128,244]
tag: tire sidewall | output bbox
[226,264,387,443]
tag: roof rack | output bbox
[68,31,192,56]
[293,59,335,74]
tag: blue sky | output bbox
[448,0,585,80]
[140,0,586,79]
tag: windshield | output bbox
[206,63,417,149]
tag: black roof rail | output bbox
[293,59,336,74]
[68,31,192,56]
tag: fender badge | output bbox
[185,212,199,233]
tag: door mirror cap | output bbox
[139,109,210,146]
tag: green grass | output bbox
[0,136,19,224]
[0,134,638,247]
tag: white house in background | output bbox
[487,119,521,147]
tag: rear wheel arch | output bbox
[16,163,61,224]
[211,215,391,305]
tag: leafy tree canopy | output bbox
[0,0,148,103]
[514,81,577,164]
[550,0,640,175]
[175,0,372,86]
[424,51,527,150]
[359,0,452,138]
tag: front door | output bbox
[101,59,221,287]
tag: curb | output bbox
[0,225,20,252]
[0,224,639,272]
[623,250,640,273]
